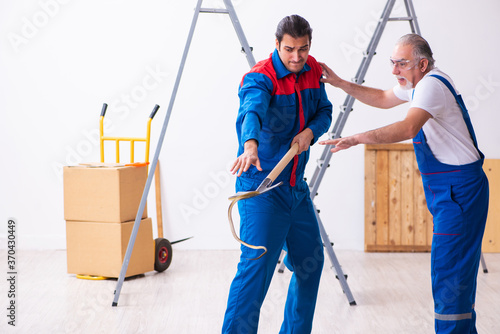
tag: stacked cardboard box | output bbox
[63,165,154,278]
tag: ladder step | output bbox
[241,46,254,53]
[388,17,414,21]
[200,8,229,14]
[317,160,330,168]
[351,77,365,84]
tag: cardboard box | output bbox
[66,218,154,278]
[63,165,147,223]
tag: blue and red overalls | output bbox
[413,75,489,334]
[222,49,332,334]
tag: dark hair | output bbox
[275,15,312,44]
[397,34,435,69]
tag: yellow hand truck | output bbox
[99,103,173,273]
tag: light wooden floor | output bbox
[1,249,499,334]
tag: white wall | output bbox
[1,0,499,250]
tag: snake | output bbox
[227,143,299,261]
[227,191,267,261]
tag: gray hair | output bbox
[397,34,435,69]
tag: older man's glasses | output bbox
[389,58,420,71]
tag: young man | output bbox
[319,34,489,334]
[222,15,332,334]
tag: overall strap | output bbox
[430,74,458,97]
[430,74,480,151]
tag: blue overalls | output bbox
[222,177,324,334]
[222,50,331,334]
[412,75,489,334]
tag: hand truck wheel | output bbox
[154,238,172,272]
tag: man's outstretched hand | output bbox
[230,139,262,177]
[319,135,360,153]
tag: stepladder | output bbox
[278,0,424,306]
[112,0,255,306]
[112,0,352,307]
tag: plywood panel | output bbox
[388,151,401,246]
[365,144,432,252]
[364,149,377,249]
[400,150,414,246]
[365,146,499,253]
[375,150,389,246]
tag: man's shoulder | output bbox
[421,69,454,87]
[305,54,319,67]
[249,55,276,77]
[239,55,277,90]
[305,55,322,74]
[412,69,453,111]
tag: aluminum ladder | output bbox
[278,0,423,306]
[112,0,255,306]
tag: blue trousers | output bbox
[423,171,489,334]
[222,177,324,334]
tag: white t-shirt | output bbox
[393,68,480,165]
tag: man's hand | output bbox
[292,128,314,155]
[319,135,359,153]
[319,62,343,88]
[230,139,262,177]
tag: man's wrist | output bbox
[303,128,314,144]
[244,139,258,151]
[338,78,353,93]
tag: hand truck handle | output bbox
[100,103,108,117]
[149,104,160,119]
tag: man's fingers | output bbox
[329,140,351,153]
[330,147,342,153]
[232,153,261,177]
[232,158,247,176]
[255,159,262,171]
[230,161,239,175]
[230,159,239,173]
[319,139,339,145]
[237,160,246,177]
[298,142,308,155]
[318,62,330,74]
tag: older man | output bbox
[319,34,489,334]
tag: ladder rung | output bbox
[317,160,330,168]
[200,8,229,14]
[388,17,414,21]
[340,106,353,114]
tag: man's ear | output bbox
[275,38,280,50]
[420,58,429,72]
